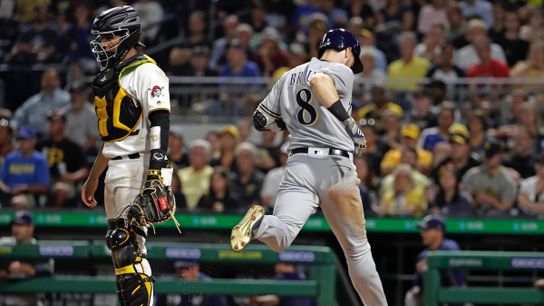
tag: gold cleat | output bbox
[230,205,265,252]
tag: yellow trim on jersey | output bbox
[119,54,157,79]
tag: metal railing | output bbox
[165,76,544,122]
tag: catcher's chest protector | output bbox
[91,54,156,142]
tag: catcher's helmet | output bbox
[318,28,364,74]
[90,5,142,71]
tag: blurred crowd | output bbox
[1,0,544,220]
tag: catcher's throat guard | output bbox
[127,179,181,233]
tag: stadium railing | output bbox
[1,210,543,235]
[0,240,336,306]
[423,250,544,306]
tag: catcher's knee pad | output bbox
[106,219,154,306]
[106,219,140,268]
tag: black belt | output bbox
[112,153,141,160]
[289,147,350,158]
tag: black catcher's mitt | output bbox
[127,179,178,230]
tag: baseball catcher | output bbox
[81,5,179,306]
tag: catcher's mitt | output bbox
[127,179,180,233]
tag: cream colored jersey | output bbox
[101,61,170,158]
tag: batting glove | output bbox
[343,117,368,157]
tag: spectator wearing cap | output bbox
[461,140,517,216]
[357,29,387,72]
[381,124,433,175]
[0,210,52,306]
[418,103,455,152]
[36,111,88,207]
[260,142,288,210]
[63,82,99,154]
[189,46,219,77]
[0,109,14,166]
[230,142,265,211]
[0,126,48,208]
[430,163,473,217]
[518,153,544,217]
[177,139,214,211]
[432,123,481,182]
[155,260,228,306]
[404,215,465,306]
[355,85,403,130]
[12,68,70,137]
[211,125,241,172]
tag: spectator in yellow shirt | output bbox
[387,32,431,92]
[381,124,434,175]
[177,139,214,211]
[378,164,428,217]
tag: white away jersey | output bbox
[260,57,355,152]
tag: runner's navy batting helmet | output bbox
[318,28,364,74]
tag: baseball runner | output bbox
[81,6,176,306]
[231,28,388,305]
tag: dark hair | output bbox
[206,167,232,203]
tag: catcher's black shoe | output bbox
[230,204,264,252]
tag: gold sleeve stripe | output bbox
[259,104,280,118]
